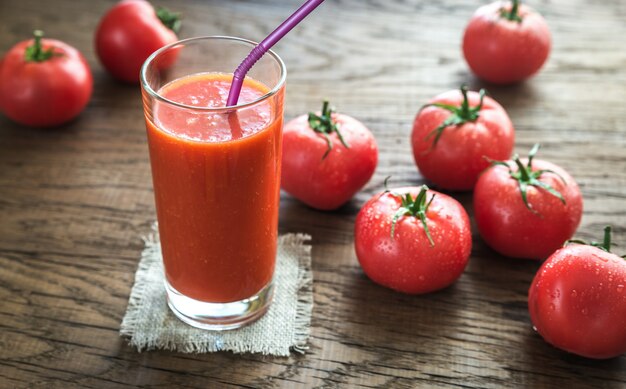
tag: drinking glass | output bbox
[141,36,286,330]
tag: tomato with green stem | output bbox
[281,100,378,211]
[355,183,471,294]
[95,0,181,83]
[463,0,551,84]
[529,226,626,359]
[0,30,93,127]
[411,85,515,191]
[474,144,583,259]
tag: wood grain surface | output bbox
[1,0,626,388]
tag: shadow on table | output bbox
[454,70,542,117]
[341,236,626,386]
[517,326,626,388]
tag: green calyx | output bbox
[491,144,566,215]
[567,226,626,258]
[156,6,182,33]
[308,100,349,159]
[385,181,436,247]
[24,30,57,62]
[423,85,486,147]
[500,0,523,23]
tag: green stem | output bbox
[156,6,182,33]
[513,156,531,182]
[492,144,566,214]
[566,226,625,257]
[527,143,540,167]
[322,101,330,117]
[501,0,523,23]
[510,0,520,20]
[32,30,43,57]
[24,30,56,62]
[389,185,436,247]
[308,100,350,160]
[421,85,487,148]
[602,226,612,252]
[460,85,470,117]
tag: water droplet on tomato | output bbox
[571,290,578,298]
[617,285,624,293]
[581,308,588,315]
[532,326,538,332]
[549,303,555,311]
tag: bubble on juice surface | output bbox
[155,72,272,142]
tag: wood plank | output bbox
[1,0,625,387]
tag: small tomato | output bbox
[281,101,378,210]
[474,144,583,259]
[411,86,515,191]
[0,30,93,127]
[463,0,551,84]
[529,226,626,359]
[95,0,180,83]
[355,184,472,294]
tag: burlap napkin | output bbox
[120,227,313,356]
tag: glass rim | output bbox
[140,35,287,112]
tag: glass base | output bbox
[165,280,274,331]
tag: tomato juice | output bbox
[144,72,284,303]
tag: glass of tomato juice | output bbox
[140,36,286,330]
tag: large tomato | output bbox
[95,0,180,83]
[463,0,551,84]
[281,101,378,211]
[474,144,583,259]
[0,30,92,127]
[529,227,626,359]
[355,185,472,294]
[411,86,515,191]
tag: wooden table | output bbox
[1,0,625,387]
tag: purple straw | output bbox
[226,0,325,107]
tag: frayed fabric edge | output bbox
[119,228,314,356]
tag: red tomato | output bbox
[281,101,378,210]
[355,185,472,294]
[411,86,515,190]
[0,55,4,112]
[95,0,180,83]
[0,31,92,127]
[474,145,582,259]
[529,227,626,359]
[463,0,551,84]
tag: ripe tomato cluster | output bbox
[281,1,625,360]
[0,0,180,127]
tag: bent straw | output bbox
[226,0,325,107]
